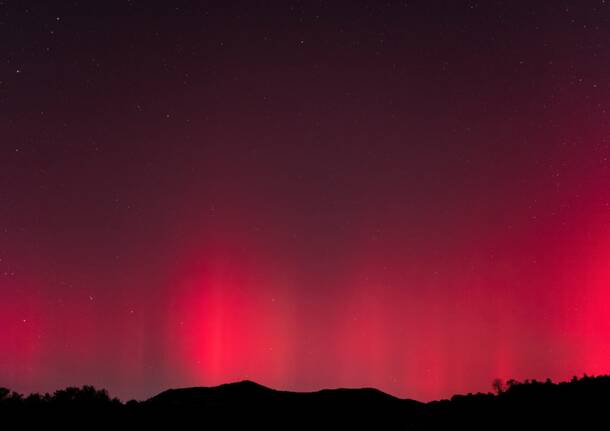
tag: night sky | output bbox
[2,1,610,402]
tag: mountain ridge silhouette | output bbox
[147,379,416,403]
[146,379,422,416]
[3,374,610,427]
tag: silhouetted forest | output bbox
[2,375,610,428]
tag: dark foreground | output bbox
[2,375,610,428]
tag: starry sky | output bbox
[2,1,610,402]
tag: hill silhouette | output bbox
[148,379,416,408]
[145,380,422,426]
[2,375,610,427]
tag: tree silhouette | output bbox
[491,378,505,395]
[1,375,610,427]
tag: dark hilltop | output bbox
[2,374,610,428]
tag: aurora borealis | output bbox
[2,1,610,402]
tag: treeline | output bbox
[425,374,610,427]
[0,385,124,412]
[2,374,610,427]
